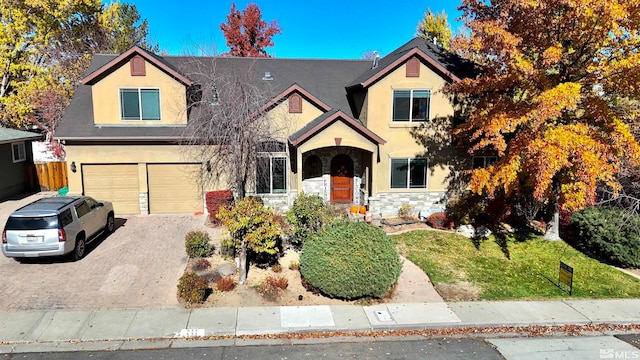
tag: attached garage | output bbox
[82,164,140,215]
[147,164,202,214]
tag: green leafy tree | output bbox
[416,8,452,49]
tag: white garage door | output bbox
[83,164,140,215]
[147,164,202,214]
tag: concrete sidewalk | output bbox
[0,299,639,353]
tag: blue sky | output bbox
[118,0,465,58]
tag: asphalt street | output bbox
[5,335,640,360]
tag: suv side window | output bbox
[59,208,74,227]
[75,201,91,218]
[85,198,98,209]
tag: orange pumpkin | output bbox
[359,206,367,214]
[350,205,359,213]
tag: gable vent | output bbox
[130,55,145,76]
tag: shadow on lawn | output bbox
[470,230,542,260]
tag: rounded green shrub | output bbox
[300,220,402,299]
[177,272,208,304]
[570,207,640,267]
[185,231,213,258]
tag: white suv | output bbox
[2,196,114,261]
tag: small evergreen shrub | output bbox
[177,272,208,304]
[205,190,234,225]
[286,192,346,246]
[427,212,454,230]
[185,231,213,258]
[300,221,402,299]
[570,207,640,267]
[271,263,282,273]
[288,261,300,270]
[215,277,236,292]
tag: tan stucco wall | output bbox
[65,144,223,195]
[91,61,187,125]
[365,61,455,194]
[267,95,325,139]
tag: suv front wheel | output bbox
[73,236,86,261]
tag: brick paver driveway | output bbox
[0,193,218,311]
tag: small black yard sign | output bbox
[558,261,574,295]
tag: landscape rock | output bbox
[456,224,475,238]
[216,262,237,277]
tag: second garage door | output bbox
[147,164,202,214]
[83,164,140,215]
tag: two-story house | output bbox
[56,38,472,217]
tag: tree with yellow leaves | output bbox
[0,0,156,129]
[447,0,640,239]
[416,8,453,50]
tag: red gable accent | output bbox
[262,84,331,113]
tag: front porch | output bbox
[300,147,372,206]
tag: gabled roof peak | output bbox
[82,46,194,86]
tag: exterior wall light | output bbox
[70,161,77,173]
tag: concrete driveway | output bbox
[0,192,218,311]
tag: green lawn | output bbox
[393,230,640,301]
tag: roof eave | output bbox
[82,46,194,86]
[289,111,385,147]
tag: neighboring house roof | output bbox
[0,127,41,145]
[348,37,475,89]
[289,109,385,147]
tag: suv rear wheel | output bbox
[73,236,86,261]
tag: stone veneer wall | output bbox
[257,191,297,214]
[139,192,148,215]
[368,191,447,219]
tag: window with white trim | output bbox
[11,142,26,163]
[390,158,427,189]
[472,156,497,169]
[392,89,430,122]
[257,141,287,194]
[120,88,161,120]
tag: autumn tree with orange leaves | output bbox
[220,2,281,58]
[447,0,640,239]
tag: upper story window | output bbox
[289,93,302,113]
[472,156,497,169]
[11,142,26,163]
[390,158,427,189]
[392,89,430,122]
[120,88,161,120]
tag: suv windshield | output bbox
[5,216,60,230]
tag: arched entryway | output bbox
[330,154,353,203]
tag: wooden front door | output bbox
[330,154,353,203]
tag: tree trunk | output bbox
[238,246,247,285]
[544,199,561,241]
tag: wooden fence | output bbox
[35,161,68,191]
